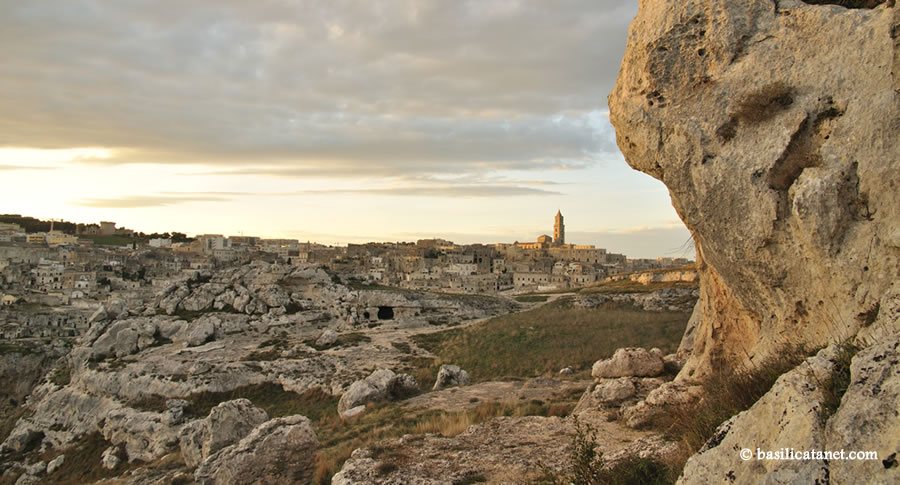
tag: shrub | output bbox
[542,418,673,485]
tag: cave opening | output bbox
[377,306,395,320]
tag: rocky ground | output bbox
[0,262,527,484]
[0,258,706,484]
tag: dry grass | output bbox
[653,346,811,477]
[312,398,579,484]
[39,432,138,485]
[412,299,689,381]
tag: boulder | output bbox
[433,364,471,390]
[46,455,64,475]
[679,346,841,483]
[316,329,338,347]
[101,408,181,463]
[593,377,637,404]
[100,446,123,470]
[824,336,900,485]
[3,429,44,454]
[337,369,419,418]
[591,348,665,378]
[180,319,216,347]
[623,381,703,429]
[194,415,318,485]
[179,399,269,468]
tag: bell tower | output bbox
[553,210,565,246]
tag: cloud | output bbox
[0,0,635,176]
[76,194,231,208]
[296,185,561,197]
[74,179,559,209]
[0,164,52,171]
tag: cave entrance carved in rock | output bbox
[377,306,395,320]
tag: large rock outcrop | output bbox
[679,335,900,484]
[610,0,899,378]
[193,415,318,485]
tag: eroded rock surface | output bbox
[610,0,899,378]
[338,369,419,418]
[432,364,471,390]
[679,335,900,484]
[194,415,318,485]
[591,347,665,378]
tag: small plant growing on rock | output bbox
[541,417,671,485]
[821,340,860,420]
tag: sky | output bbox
[0,0,693,259]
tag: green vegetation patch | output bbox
[129,383,338,422]
[412,298,689,382]
[514,295,550,303]
[81,235,139,247]
[0,341,36,355]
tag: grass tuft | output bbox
[821,341,860,421]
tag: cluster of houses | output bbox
[0,213,694,344]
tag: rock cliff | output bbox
[610,0,899,378]
[610,0,899,482]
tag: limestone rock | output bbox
[433,364,471,390]
[194,415,318,485]
[623,381,703,429]
[179,399,269,468]
[101,407,181,463]
[100,446,123,470]
[593,377,638,404]
[182,319,216,347]
[824,336,900,485]
[609,0,900,378]
[3,429,44,454]
[338,369,419,418]
[679,346,844,484]
[316,329,338,347]
[591,348,665,378]
[45,455,64,475]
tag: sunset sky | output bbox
[0,0,693,259]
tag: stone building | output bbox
[553,210,565,246]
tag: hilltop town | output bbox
[0,211,692,339]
